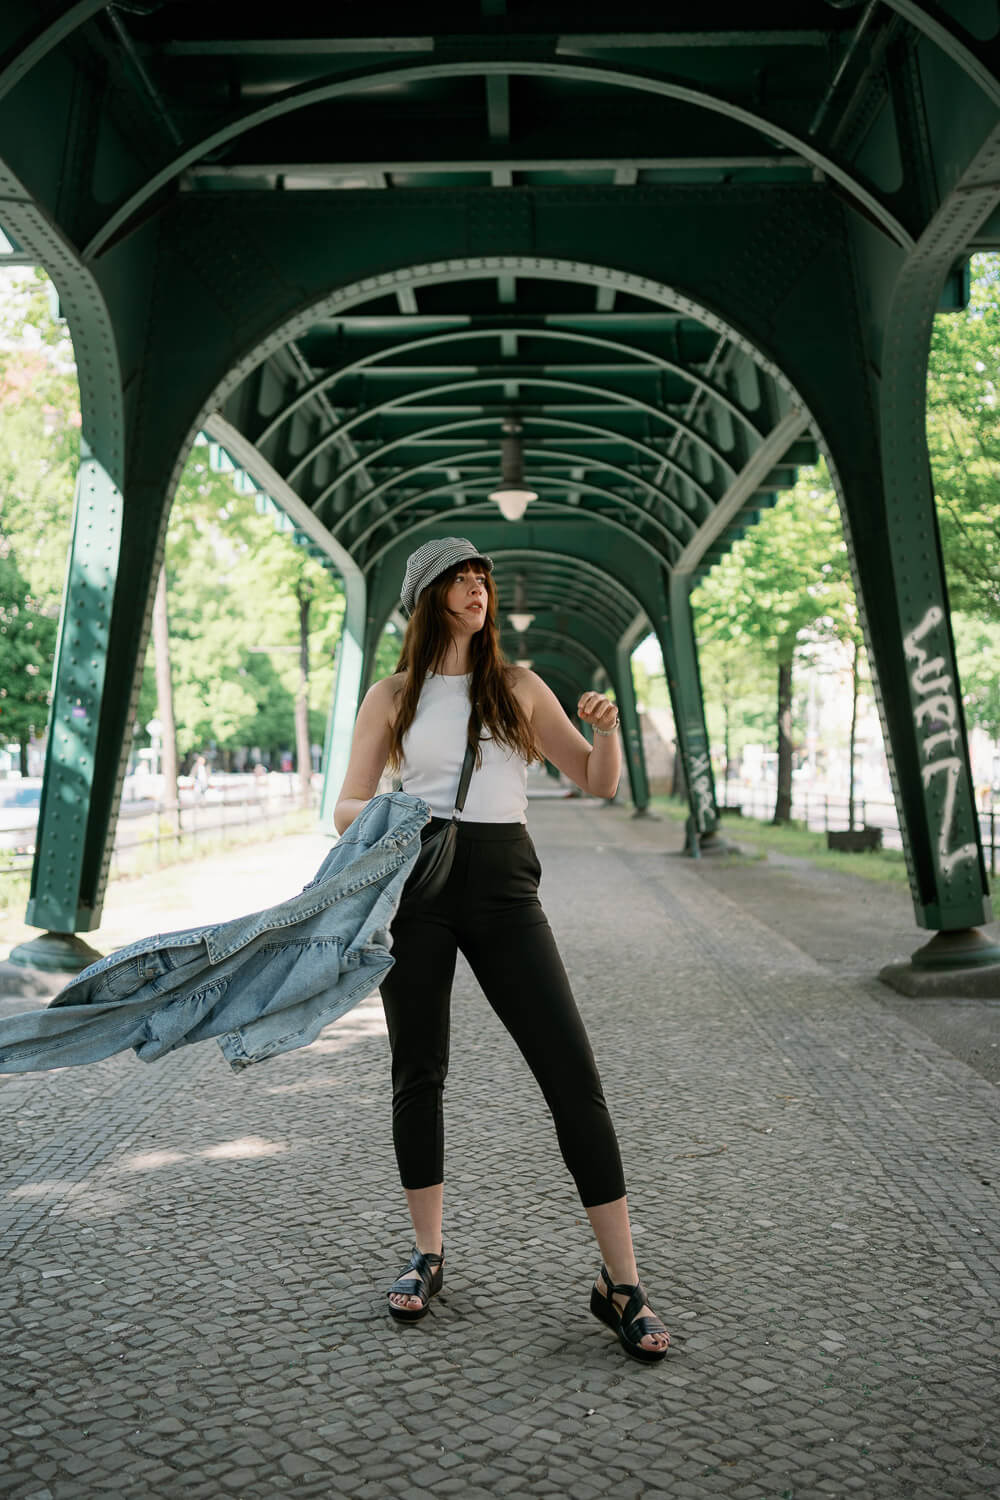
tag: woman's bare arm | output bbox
[516,671,621,798]
[332,676,398,833]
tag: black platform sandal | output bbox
[590,1264,670,1363]
[386,1245,444,1323]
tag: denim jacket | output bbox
[0,792,430,1075]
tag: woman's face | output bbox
[444,565,489,634]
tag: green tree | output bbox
[0,275,78,615]
[692,466,855,823]
[696,631,773,797]
[0,543,57,771]
[143,447,344,769]
[928,251,1000,618]
[952,613,1000,743]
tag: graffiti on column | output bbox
[902,605,977,877]
[689,749,716,831]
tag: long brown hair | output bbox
[387,559,539,770]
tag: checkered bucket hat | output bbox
[400,537,494,615]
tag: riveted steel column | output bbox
[663,573,720,844]
[318,570,367,835]
[613,642,650,814]
[832,134,1000,938]
[25,444,122,936]
[0,158,129,964]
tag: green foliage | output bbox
[928,253,1000,617]
[692,467,855,668]
[372,624,403,681]
[952,613,1000,741]
[697,637,773,764]
[0,270,78,606]
[151,447,345,759]
[0,543,57,745]
[0,268,347,766]
[631,657,671,712]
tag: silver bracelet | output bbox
[592,717,620,737]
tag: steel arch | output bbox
[81,56,913,258]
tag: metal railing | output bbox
[0,780,317,888]
[717,784,998,876]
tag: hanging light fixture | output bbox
[489,417,537,522]
[508,572,535,635]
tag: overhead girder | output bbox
[202,250,812,615]
[500,616,620,674]
[72,56,916,258]
[252,324,764,447]
[359,490,683,573]
[879,1,1000,114]
[301,413,714,533]
[286,374,735,498]
[198,254,812,457]
[491,572,637,644]
[326,440,699,550]
[504,627,605,683]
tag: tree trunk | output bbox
[773,658,793,824]
[722,663,731,800]
[18,735,28,777]
[295,582,312,806]
[848,637,860,831]
[152,565,179,819]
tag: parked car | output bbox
[0,779,43,853]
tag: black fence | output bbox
[719,784,998,877]
[0,781,316,890]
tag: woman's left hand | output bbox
[577,691,619,734]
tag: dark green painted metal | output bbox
[347,467,690,564]
[253,326,765,448]
[291,375,731,504]
[293,413,706,537]
[0,157,126,938]
[828,124,1000,929]
[614,641,651,814]
[0,6,997,959]
[665,573,720,839]
[79,56,914,259]
[325,439,700,547]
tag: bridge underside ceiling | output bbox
[5,1,996,640]
[218,275,815,622]
[5,0,958,642]
[1,1,999,940]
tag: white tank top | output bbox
[399,673,528,824]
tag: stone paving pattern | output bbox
[1,802,998,1499]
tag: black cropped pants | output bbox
[379,819,626,1209]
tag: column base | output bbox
[7,931,104,973]
[696,829,734,856]
[880,928,1000,998]
[630,806,661,820]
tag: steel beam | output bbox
[614,640,650,814]
[79,58,914,259]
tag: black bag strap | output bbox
[452,715,480,821]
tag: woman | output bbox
[334,537,669,1362]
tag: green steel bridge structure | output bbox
[1,2,999,981]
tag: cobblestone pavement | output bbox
[1,803,997,1500]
